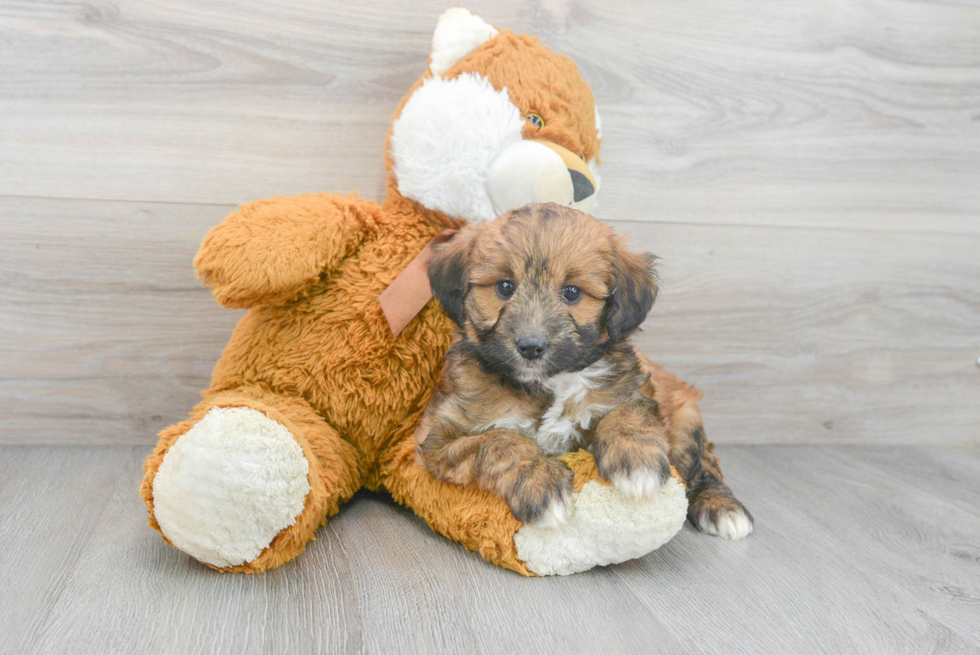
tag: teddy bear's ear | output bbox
[429,7,498,77]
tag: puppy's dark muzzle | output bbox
[516,336,547,361]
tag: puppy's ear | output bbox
[605,238,658,342]
[427,226,479,326]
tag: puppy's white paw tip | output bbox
[698,507,754,540]
[610,470,666,499]
[530,495,573,530]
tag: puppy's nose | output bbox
[516,336,547,361]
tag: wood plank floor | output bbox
[3,196,978,446]
[2,444,978,654]
[3,1,978,234]
[2,0,979,447]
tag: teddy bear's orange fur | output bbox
[140,9,711,577]
[140,24,619,576]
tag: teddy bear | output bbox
[140,7,690,577]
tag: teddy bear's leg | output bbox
[141,386,362,573]
[381,434,688,576]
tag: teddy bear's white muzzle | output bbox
[486,140,597,216]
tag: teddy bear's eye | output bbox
[525,114,544,130]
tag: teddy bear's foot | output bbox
[151,407,312,568]
[512,470,688,576]
[143,387,364,572]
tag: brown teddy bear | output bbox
[140,8,696,577]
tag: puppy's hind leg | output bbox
[678,426,754,540]
[634,351,753,540]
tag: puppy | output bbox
[417,203,753,538]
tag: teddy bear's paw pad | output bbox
[152,407,311,568]
[513,476,688,576]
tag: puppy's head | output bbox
[428,203,657,384]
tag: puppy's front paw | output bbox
[513,450,690,576]
[507,459,574,529]
[596,438,672,499]
[609,467,669,499]
[691,491,754,540]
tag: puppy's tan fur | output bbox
[418,204,752,535]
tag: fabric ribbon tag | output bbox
[379,229,457,337]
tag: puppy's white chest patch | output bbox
[535,362,613,455]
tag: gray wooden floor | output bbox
[2,444,978,654]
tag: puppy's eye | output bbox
[496,280,516,299]
[561,285,582,304]
[525,114,544,130]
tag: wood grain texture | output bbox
[610,444,980,653]
[0,446,133,654]
[0,1,977,446]
[2,196,977,445]
[631,219,980,445]
[0,0,978,234]
[3,444,979,654]
[0,197,243,444]
[2,1,977,651]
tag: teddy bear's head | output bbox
[385,8,602,224]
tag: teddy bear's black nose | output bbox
[568,169,595,202]
[516,336,548,360]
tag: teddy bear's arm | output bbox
[194,193,379,309]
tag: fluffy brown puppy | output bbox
[418,203,753,538]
